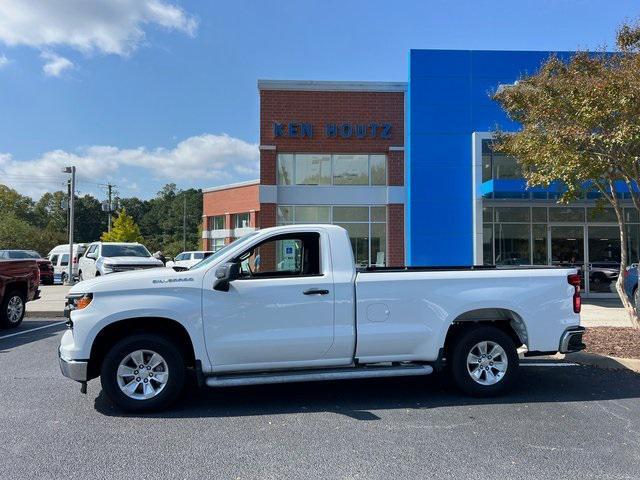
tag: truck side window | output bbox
[60,254,69,266]
[236,232,321,278]
[50,254,59,265]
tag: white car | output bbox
[48,244,87,283]
[77,242,163,280]
[60,224,584,412]
[166,251,214,269]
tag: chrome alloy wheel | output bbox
[7,296,24,324]
[466,341,508,386]
[116,350,169,400]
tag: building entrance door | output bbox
[549,225,586,290]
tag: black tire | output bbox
[100,333,186,412]
[61,272,68,284]
[78,271,83,282]
[450,325,519,397]
[0,289,26,329]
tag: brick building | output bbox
[202,79,406,267]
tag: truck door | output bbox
[202,231,336,370]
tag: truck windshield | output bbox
[189,232,260,270]
[102,245,151,258]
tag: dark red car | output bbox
[0,258,40,328]
[0,250,54,285]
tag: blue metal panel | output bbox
[407,49,570,266]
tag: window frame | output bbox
[232,232,324,280]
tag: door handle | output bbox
[303,288,329,295]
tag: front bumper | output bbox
[58,348,88,382]
[559,326,586,353]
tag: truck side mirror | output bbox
[213,262,240,292]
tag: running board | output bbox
[204,364,433,388]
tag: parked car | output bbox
[77,242,164,280]
[166,251,214,269]
[59,224,585,412]
[588,262,619,292]
[48,244,88,284]
[0,250,54,285]
[0,258,40,328]
[624,264,638,302]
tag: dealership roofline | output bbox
[202,179,260,193]
[258,79,407,92]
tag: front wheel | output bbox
[100,334,186,412]
[450,325,519,397]
[0,290,26,328]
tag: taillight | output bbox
[35,265,40,285]
[567,273,581,314]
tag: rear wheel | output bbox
[0,290,26,329]
[450,325,519,396]
[100,334,186,412]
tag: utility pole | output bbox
[63,166,76,285]
[183,195,187,252]
[107,183,113,232]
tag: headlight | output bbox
[102,263,115,271]
[66,293,93,311]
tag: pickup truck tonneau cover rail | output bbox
[362,265,566,272]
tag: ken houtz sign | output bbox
[273,122,392,139]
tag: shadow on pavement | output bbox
[94,364,640,419]
[0,320,66,352]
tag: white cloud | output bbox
[0,0,197,73]
[40,51,73,77]
[0,54,8,68]
[0,134,259,198]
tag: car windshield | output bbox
[101,244,151,258]
[189,232,260,270]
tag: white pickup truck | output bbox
[59,224,585,412]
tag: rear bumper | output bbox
[58,348,88,382]
[559,326,586,353]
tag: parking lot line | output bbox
[0,321,66,340]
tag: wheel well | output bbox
[4,281,27,299]
[443,308,527,359]
[88,317,196,379]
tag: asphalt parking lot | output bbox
[1,318,640,480]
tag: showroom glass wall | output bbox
[276,205,387,267]
[275,153,388,267]
[482,203,640,294]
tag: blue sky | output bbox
[0,0,636,200]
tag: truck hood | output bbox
[101,256,163,265]
[70,267,201,294]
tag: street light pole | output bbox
[63,166,76,285]
[183,196,187,252]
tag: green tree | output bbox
[0,211,66,255]
[74,194,108,243]
[0,185,35,222]
[101,208,144,243]
[492,21,640,326]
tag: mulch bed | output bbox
[583,327,640,360]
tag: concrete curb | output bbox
[26,311,64,318]
[564,351,640,373]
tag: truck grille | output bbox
[110,265,160,273]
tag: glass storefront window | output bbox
[495,207,530,223]
[336,222,369,267]
[483,207,493,223]
[481,139,521,180]
[627,224,640,264]
[295,206,331,223]
[532,207,547,222]
[208,215,225,230]
[234,212,250,228]
[625,208,639,223]
[532,224,547,265]
[494,223,531,265]
[333,206,369,222]
[370,155,386,185]
[587,207,617,222]
[277,154,294,185]
[549,207,585,222]
[333,155,369,185]
[277,206,293,224]
[371,206,386,222]
[483,223,493,264]
[371,223,386,266]
[295,154,331,185]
